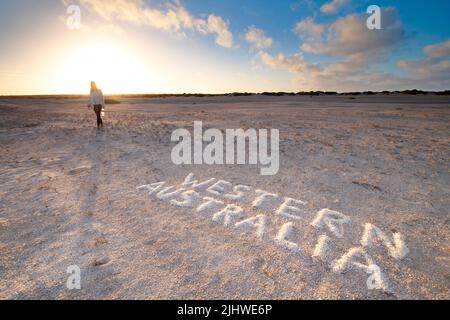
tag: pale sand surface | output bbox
[0,95,449,299]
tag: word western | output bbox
[137,173,409,293]
[171,121,279,175]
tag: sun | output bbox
[57,41,156,94]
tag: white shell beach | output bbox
[0,94,448,299]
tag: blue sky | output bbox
[0,0,449,94]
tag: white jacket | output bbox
[88,89,104,107]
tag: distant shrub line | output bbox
[1,89,449,100]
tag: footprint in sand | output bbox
[88,236,108,249]
[92,257,111,267]
[68,165,92,175]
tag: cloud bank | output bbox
[78,0,233,48]
[73,1,449,91]
[258,7,450,91]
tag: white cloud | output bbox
[245,26,273,49]
[260,44,450,92]
[399,59,450,80]
[259,52,305,73]
[78,0,233,48]
[301,7,406,57]
[207,15,233,48]
[399,38,450,85]
[320,0,349,14]
[294,18,325,40]
[424,39,450,58]
[259,50,377,91]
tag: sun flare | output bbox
[57,42,156,94]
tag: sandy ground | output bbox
[0,94,449,299]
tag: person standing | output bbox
[88,81,104,128]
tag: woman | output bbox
[88,81,104,128]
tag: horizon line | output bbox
[1,89,450,98]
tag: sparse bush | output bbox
[105,98,120,104]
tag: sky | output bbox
[0,0,449,94]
